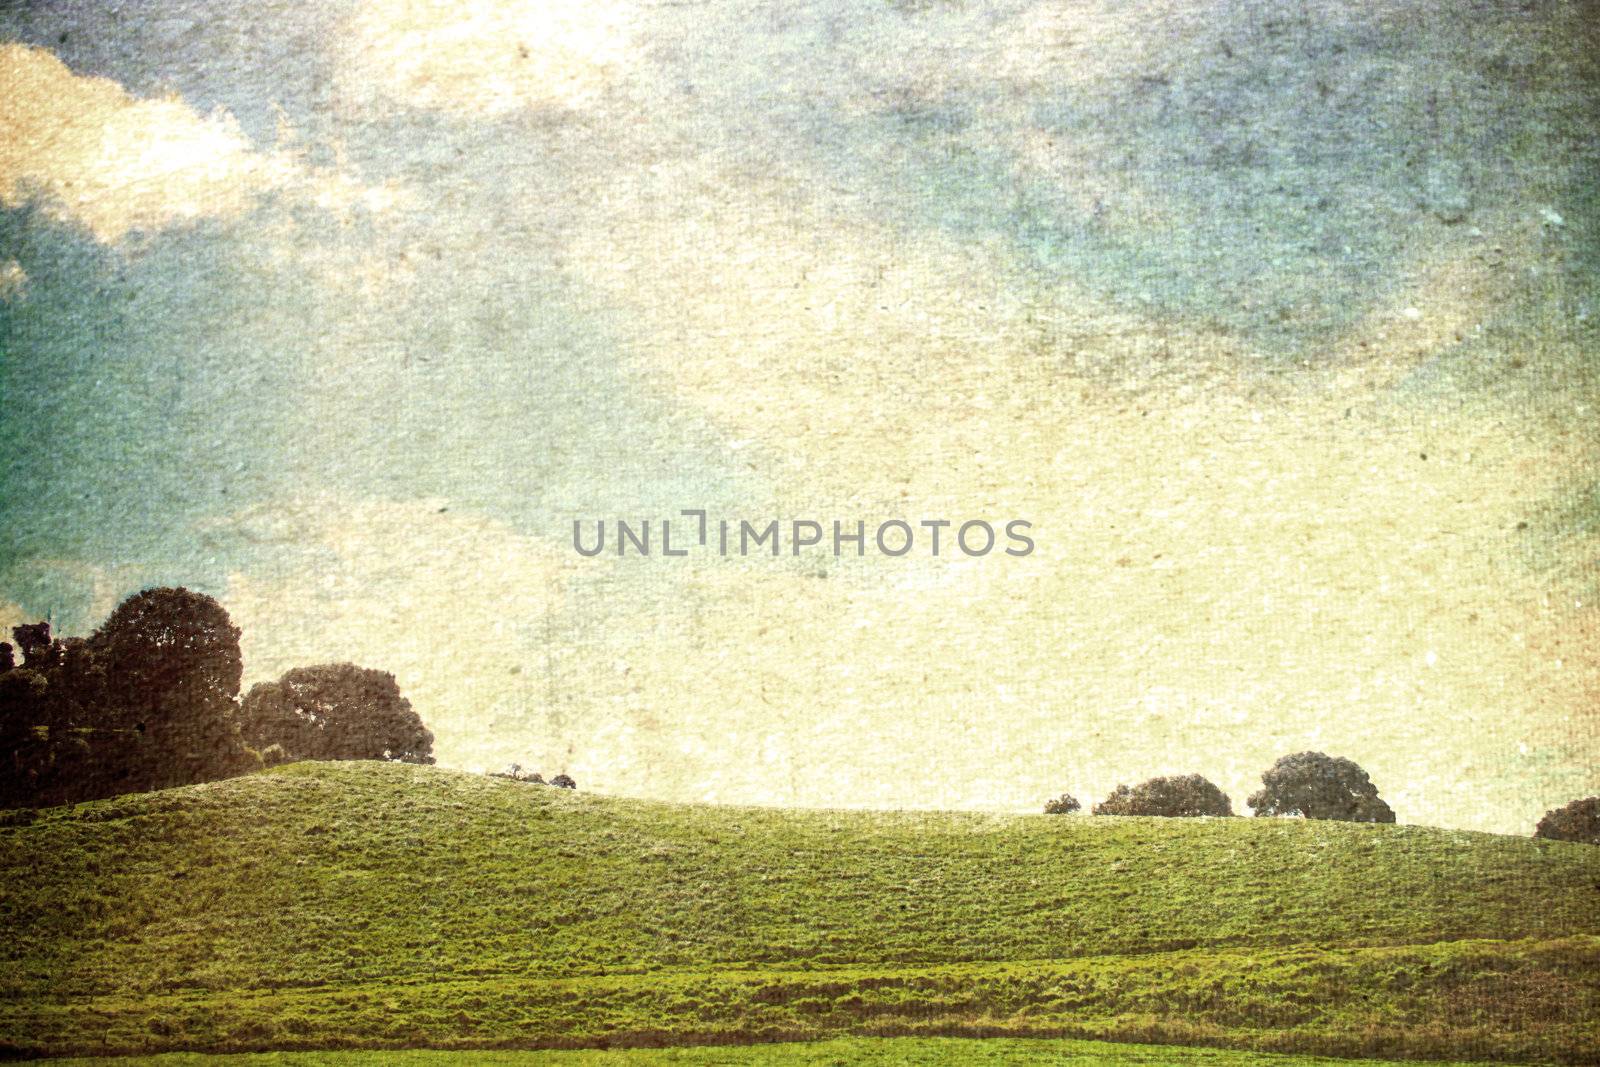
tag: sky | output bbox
[0,0,1596,834]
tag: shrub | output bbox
[1534,796,1600,844]
[1093,774,1232,817]
[1043,793,1081,814]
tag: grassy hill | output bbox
[25,1038,1548,1066]
[2,762,1597,1062]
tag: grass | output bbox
[26,1036,1523,1065]
[2,762,1597,1062]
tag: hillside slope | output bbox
[2,763,1597,1061]
[19,1038,1552,1067]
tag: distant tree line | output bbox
[0,587,435,809]
[489,764,577,789]
[1045,756,1394,821]
[1045,752,1598,842]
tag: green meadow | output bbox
[24,1038,1530,1065]
[3,762,1597,1063]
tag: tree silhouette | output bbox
[0,663,51,807]
[1093,774,1233,817]
[1,592,256,807]
[1534,796,1599,845]
[1247,751,1396,823]
[11,622,60,671]
[87,587,253,793]
[239,663,434,765]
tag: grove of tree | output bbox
[1,587,433,809]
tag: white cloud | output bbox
[337,0,640,117]
[0,44,405,244]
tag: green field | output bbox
[3,762,1597,1063]
[27,1036,1522,1065]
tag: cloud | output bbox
[0,44,404,244]
[209,497,575,771]
[336,0,639,117]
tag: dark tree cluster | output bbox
[0,589,253,807]
[1,587,435,809]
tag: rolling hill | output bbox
[2,762,1597,1062]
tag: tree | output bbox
[239,663,434,765]
[1,592,256,807]
[90,588,243,725]
[1534,796,1600,845]
[88,587,252,793]
[1093,774,1233,817]
[0,622,102,808]
[11,622,60,670]
[1043,793,1081,814]
[0,664,51,807]
[1247,751,1396,823]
